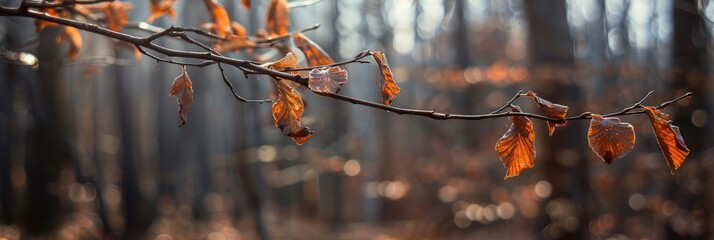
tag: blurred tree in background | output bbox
[0,0,712,239]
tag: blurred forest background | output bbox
[1,0,713,239]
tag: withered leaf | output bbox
[293,33,334,66]
[266,52,298,72]
[266,53,312,144]
[231,21,247,37]
[202,0,231,37]
[105,1,133,32]
[495,106,536,179]
[148,0,177,23]
[242,0,250,9]
[55,26,82,60]
[169,66,194,127]
[526,91,569,136]
[587,114,635,164]
[265,0,290,37]
[643,107,689,174]
[272,79,313,145]
[308,67,348,94]
[371,51,400,105]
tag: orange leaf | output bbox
[272,79,313,145]
[105,1,133,32]
[643,107,690,174]
[266,52,298,72]
[371,51,400,105]
[495,106,536,179]
[169,66,194,127]
[203,0,231,37]
[56,26,82,60]
[148,0,177,23]
[293,33,334,66]
[587,114,635,164]
[308,67,348,94]
[265,0,290,37]
[526,91,569,136]
[241,0,250,9]
[230,21,247,37]
[267,53,312,144]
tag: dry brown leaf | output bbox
[202,0,231,37]
[169,66,194,127]
[148,0,177,23]
[643,107,689,174]
[371,51,400,105]
[495,106,536,179]
[266,52,298,72]
[231,21,247,37]
[526,91,569,136]
[241,0,250,9]
[265,0,290,37]
[308,67,348,94]
[55,26,82,60]
[266,52,312,144]
[272,80,313,145]
[293,33,334,66]
[587,114,635,164]
[105,1,133,32]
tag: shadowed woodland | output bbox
[0,0,713,239]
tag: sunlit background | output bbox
[1,0,713,239]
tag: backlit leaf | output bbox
[526,91,568,136]
[203,0,231,37]
[105,1,133,32]
[169,66,194,127]
[266,52,298,72]
[272,79,313,145]
[265,0,290,37]
[293,33,334,66]
[267,53,312,144]
[371,51,400,105]
[148,0,177,23]
[308,67,348,94]
[495,106,536,179]
[56,26,82,60]
[587,114,635,164]
[643,107,690,174]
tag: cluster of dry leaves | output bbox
[495,91,689,179]
[29,0,688,180]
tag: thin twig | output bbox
[218,63,273,103]
[287,0,325,9]
[490,90,524,114]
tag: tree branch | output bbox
[0,5,693,126]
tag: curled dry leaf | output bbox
[55,26,82,60]
[495,106,536,179]
[148,0,177,23]
[105,1,133,32]
[272,80,313,145]
[169,66,194,127]
[202,0,231,37]
[293,33,334,66]
[308,67,348,94]
[643,107,689,174]
[526,91,568,136]
[267,53,313,144]
[371,51,400,105]
[587,114,635,164]
[265,0,290,37]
